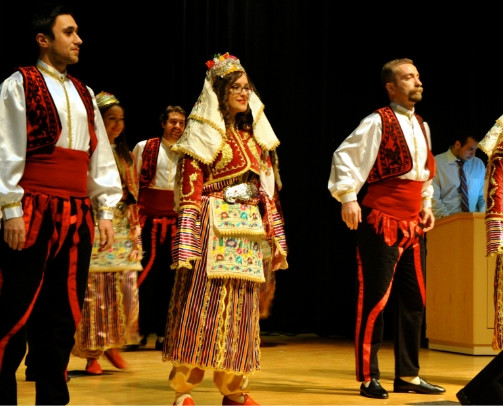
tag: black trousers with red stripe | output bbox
[0,195,92,405]
[137,216,176,340]
[354,207,426,382]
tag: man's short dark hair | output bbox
[160,105,187,124]
[31,3,74,39]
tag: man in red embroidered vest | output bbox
[0,5,122,404]
[130,105,186,351]
[328,58,445,400]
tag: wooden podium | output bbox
[426,212,497,355]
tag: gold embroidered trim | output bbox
[340,189,355,196]
[98,206,115,212]
[179,202,201,212]
[2,201,22,209]
[214,143,233,170]
[189,114,226,138]
[170,257,201,270]
[252,103,280,151]
[179,160,199,201]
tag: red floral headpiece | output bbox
[205,52,245,81]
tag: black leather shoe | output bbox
[123,344,140,351]
[123,336,147,351]
[393,377,446,394]
[360,378,389,399]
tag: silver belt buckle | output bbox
[223,183,257,203]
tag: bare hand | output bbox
[133,225,141,239]
[421,207,435,232]
[97,219,115,252]
[3,217,26,251]
[341,201,361,230]
[270,246,284,271]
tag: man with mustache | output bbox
[328,58,445,400]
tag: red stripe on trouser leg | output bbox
[137,221,158,287]
[413,242,426,305]
[355,207,425,382]
[355,246,396,382]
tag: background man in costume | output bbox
[131,105,186,351]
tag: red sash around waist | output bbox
[138,188,176,217]
[20,147,89,198]
[362,178,423,220]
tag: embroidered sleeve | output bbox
[485,148,503,255]
[171,207,202,269]
[171,155,204,269]
[178,156,204,211]
[260,188,288,270]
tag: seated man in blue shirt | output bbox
[432,134,486,219]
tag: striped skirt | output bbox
[164,197,261,374]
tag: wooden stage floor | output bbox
[16,333,498,405]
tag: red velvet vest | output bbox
[18,66,97,155]
[367,106,435,183]
[139,137,161,189]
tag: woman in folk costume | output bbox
[479,114,503,352]
[164,52,288,406]
[72,91,143,374]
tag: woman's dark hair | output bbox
[212,71,255,131]
[99,103,133,165]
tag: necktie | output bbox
[457,160,469,212]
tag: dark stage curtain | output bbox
[0,0,500,338]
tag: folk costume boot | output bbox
[86,358,103,375]
[104,348,129,369]
[173,394,196,405]
[222,394,259,405]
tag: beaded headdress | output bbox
[205,52,245,82]
[96,91,120,110]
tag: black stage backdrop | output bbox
[0,0,501,338]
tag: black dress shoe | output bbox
[123,344,140,352]
[360,378,389,399]
[123,336,147,351]
[393,377,446,394]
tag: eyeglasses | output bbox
[229,85,253,95]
